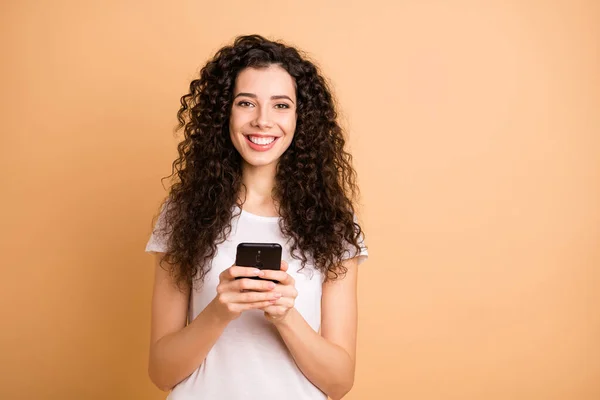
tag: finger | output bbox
[280,260,289,272]
[260,305,276,314]
[220,265,264,281]
[262,296,294,307]
[261,270,293,285]
[232,290,282,304]
[277,286,298,300]
[235,278,277,292]
[239,300,279,311]
[261,305,288,316]
[217,278,270,296]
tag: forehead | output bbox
[234,65,296,98]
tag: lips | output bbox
[244,134,280,152]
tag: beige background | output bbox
[1,0,599,399]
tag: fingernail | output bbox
[258,270,265,277]
[253,269,262,275]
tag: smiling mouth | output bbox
[243,134,280,152]
[245,135,278,145]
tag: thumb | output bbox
[280,260,289,272]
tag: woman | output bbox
[146,34,368,400]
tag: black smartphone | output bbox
[235,242,282,283]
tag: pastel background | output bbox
[1,0,598,399]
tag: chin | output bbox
[242,156,278,167]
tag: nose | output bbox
[251,105,274,129]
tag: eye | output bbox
[237,101,254,107]
[274,103,290,109]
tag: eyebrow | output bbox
[234,92,295,104]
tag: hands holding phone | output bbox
[257,261,298,323]
[210,261,297,323]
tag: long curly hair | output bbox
[152,34,365,292]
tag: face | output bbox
[229,65,297,169]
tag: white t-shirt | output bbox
[145,204,368,400]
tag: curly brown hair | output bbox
[152,34,366,292]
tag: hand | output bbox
[260,260,298,323]
[209,265,282,323]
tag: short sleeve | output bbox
[341,214,369,265]
[145,202,170,254]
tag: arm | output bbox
[147,254,228,391]
[263,257,359,400]
[148,254,280,391]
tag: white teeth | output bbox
[248,136,276,145]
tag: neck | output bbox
[239,161,279,212]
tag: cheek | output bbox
[229,112,240,131]
[282,116,297,137]
[229,114,246,142]
[230,109,250,130]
